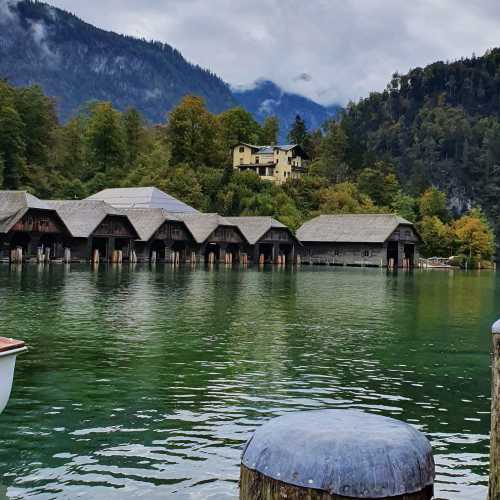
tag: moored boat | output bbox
[0,337,27,414]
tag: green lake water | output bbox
[0,265,496,499]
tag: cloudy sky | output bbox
[48,0,500,106]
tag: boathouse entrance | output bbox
[387,241,398,267]
[404,243,415,267]
[227,243,240,263]
[172,241,187,262]
[205,243,220,262]
[150,240,166,261]
[91,238,108,260]
[257,243,273,263]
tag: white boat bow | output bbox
[0,338,27,414]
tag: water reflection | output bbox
[0,265,494,499]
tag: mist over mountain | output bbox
[233,80,342,141]
[0,0,237,122]
[0,0,339,132]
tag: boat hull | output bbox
[0,347,26,414]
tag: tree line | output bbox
[0,79,494,266]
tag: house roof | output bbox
[225,216,290,245]
[122,208,181,242]
[175,213,246,244]
[0,191,56,234]
[46,200,134,238]
[86,187,199,213]
[235,142,306,156]
[296,214,415,244]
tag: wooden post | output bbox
[37,247,43,263]
[259,253,265,265]
[64,248,71,264]
[151,250,157,264]
[92,249,99,264]
[241,410,434,500]
[490,319,500,500]
[130,250,137,263]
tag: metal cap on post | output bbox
[241,410,435,500]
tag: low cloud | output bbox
[47,0,500,105]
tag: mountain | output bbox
[233,80,342,141]
[0,1,341,132]
[0,0,237,122]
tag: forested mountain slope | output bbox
[341,50,500,230]
[0,0,236,121]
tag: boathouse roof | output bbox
[86,187,199,213]
[176,213,246,244]
[122,208,182,242]
[297,214,414,243]
[0,191,59,234]
[225,216,292,245]
[46,200,136,238]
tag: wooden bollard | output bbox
[130,250,137,263]
[92,249,99,264]
[490,319,500,500]
[151,250,157,264]
[37,247,43,263]
[241,410,434,500]
[64,247,71,264]
[44,247,50,263]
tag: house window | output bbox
[362,249,371,257]
[334,248,342,256]
[259,166,266,176]
[288,157,292,165]
[239,146,244,153]
[405,230,412,238]
[255,156,260,164]
[240,158,243,164]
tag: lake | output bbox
[0,265,495,499]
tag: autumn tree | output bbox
[419,187,448,219]
[453,209,495,261]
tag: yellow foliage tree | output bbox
[453,210,495,261]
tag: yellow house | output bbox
[232,143,307,184]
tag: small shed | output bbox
[0,191,69,261]
[47,200,138,262]
[297,214,420,268]
[225,216,300,263]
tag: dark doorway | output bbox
[227,243,240,263]
[10,233,31,252]
[115,238,131,259]
[92,237,108,260]
[257,243,273,263]
[150,240,166,261]
[172,241,187,262]
[279,243,293,260]
[205,243,220,262]
[404,244,415,267]
[387,241,399,267]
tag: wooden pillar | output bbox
[241,410,434,500]
[490,319,500,500]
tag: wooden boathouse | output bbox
[123,208,195,262]
[176,213,248,263]
[225,217,300,264]
[0,191,70,262]
[297,214,420,268]
[47,200,138,262]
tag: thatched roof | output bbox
[47,200,135,238]
[0,191,57,234]
[87,187,199,213]
[225,216,294,245]
[176,213,246,244]
[122,208,181,242]
[297,214,414,243]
